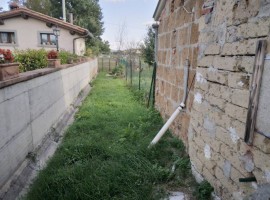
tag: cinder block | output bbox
[7,126,33,172]
[0,146,11,188]
[0,93,31,149]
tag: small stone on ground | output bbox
[168,191,187,200]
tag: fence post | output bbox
[125,60,128,82]
[139,59,141,90]
[152,62,157,106]
[147,62,157,108]
[130,59,132,86]
[102,57,104,71]
[109,57,111,71]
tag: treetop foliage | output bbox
[141,27,155,66]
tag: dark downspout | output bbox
[152,23,159,106]
[73,30,94,55]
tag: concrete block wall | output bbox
[0,59,98,189]
[188,0,270,199]
[155,0,203,146]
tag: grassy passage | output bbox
[26,73,197,200]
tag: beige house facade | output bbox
[154,0,270,199]
[0,8,89,55]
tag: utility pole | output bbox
[62,0,66,22]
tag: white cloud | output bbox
[103,0,126,3]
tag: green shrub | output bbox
[84,48,94,57]
[58,50,78,64]
[111,64,124,76]
[194,180,214,200]
[14,49,47,72]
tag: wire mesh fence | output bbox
[98,55,155,106]
[98,55,118,72]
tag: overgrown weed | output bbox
[26,72,209,200]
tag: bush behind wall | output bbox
[14,49,48,72]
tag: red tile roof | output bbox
[0,7,88,35]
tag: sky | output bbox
[0,0,158,50]
[99,0,158,50]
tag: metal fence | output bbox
[98,55,155,106]
[125,58,155,106]
[98,55,118,72]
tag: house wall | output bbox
[155,0,202,146]
[0,59,97,191]
[0,16,86,55]
[156,0,270,199]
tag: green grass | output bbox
[26,72,200,200]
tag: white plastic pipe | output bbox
[181,59,190,104]
[149,105,183,147]
[149,59,190,147]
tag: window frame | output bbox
[0,30,18,47]
[37,31,56,47]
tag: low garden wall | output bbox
[0,59,98,191]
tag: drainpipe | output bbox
[152,22,159,106]
[149,59,190,147]
[152,23,159,62]
[73,30,94,55]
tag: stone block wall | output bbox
[155,0,203,146]
[155,0,270,198]
[189,0,270,199]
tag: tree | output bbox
[24,0,52,15]
[141,27,155,67]
[88,38,110,55]
[115,21,127,51]
[100,40,110,54]
[49,0,104,38]
[24,0,107,54]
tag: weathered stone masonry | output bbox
[154,0,270,199]
[155,0,203,146]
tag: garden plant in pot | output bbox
[0,49,19,81]
[47,50,61,68]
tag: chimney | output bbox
[9,2,19,10]
[69,13,73,24]
[62,0,66,22]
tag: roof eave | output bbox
[153,0,166,21]
[0,8,88,35]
